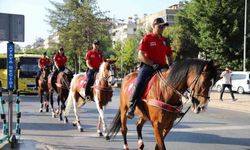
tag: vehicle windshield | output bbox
[19,57,39,78]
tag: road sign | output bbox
[7,42,15,90]
[0,13,25,42]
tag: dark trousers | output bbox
[51,66,66,91]
[129,64,155,108]
[220,84,235,100]
[85,69,98,97]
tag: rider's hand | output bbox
[152,64,160,70]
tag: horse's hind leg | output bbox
[49,89,56,118]
[137,118,146,150]
[45,91,49,112]
[72,94,83,132]
[120,108,129,150]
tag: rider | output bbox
[35,52,52,89]
[85,40,104,101]
[126,17,174,119]
[51,47,67,90]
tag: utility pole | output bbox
[243,0,247,71]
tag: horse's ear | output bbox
[104,59,108,62]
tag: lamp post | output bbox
[243,0,247,71]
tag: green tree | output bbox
[47,0,111,72]
[177,0,250,70]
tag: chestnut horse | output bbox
[48,68,73,120]
[38,65,52,113]
[107,59,217,150]
[64,59,116,136]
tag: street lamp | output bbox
[243,0,248,71]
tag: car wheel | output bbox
[217,85,222,92]
[237,87,244,94]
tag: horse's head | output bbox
[188,60,217,114]
[99,59,117,86]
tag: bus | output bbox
[0,53,41,93]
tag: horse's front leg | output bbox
[153,122,166,150]
[49,89,56,118]
[39,92,43,113]
[94,97,107,138]
[137,118,146,150]
[45,91,49,112]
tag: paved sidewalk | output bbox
[208,91,250,114]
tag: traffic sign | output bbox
[7,42,15,90]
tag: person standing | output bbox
[126,17,174,119]
[35,52,52,88]
[220,67,237,101]
[85,40,103,101]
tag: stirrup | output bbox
[126,109,135,119]
[85,96,93,102]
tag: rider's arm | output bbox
[138,50,154,66]
[86,60,94,70]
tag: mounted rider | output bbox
[35,52,52,89]
[126,17,174,119]
[84,40,104,101]
[51,47,68,91]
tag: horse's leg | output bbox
[72,93,83,132]
[39,91,43,113]
[120,107,129,150]
[45,91,49,112]
[137,118,146,150]
[97,115,102,136]
[152,122,166,150]
[94,96,108,137]
[49,89,56,118]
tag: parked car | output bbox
[215,71,250,94]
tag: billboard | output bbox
[0,13,25,42]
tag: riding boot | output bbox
[35,76,39,89]
[127,98,138,119]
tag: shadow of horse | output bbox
[107,59,218,150]
[38,65,52,113]
[64,59,117,136]
[47,68,73,120]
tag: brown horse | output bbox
[64,59,116,135]
[48,68,73,120]
[107,59,217,150]
[38,65,52,113]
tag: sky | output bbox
[0,0,180,53]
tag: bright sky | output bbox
[0,0,180,53]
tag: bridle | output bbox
[99,64,116,85]
[156,65,211,102]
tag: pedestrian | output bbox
[85,40,104,101]
[220,67,237,101]
[126,17,174,119]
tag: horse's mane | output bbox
[99,62,107,77]
[166,59,217,87]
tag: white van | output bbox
[215,71,250,94]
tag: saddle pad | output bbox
[127,74,157,98]
[79,74,87,88]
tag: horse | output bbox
[106,59,217,150]
[64,59,116,135]
[38,65,52,113]
[48,68,74,120]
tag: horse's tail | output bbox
[106,109,121,140]
[65,91,73,116]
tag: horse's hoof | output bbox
[105,135,110,141]
[64,118,68,124]
[39,109,43,113]
[72,123,76,126]
[46,108,49,112]
[138,139,144,150]
[79,128,83,132]
[98,132,103,137]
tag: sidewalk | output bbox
[208,91,250,114]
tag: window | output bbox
[231,74,246,80]
[0,58,7,69]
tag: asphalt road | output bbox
[0,89,250,150]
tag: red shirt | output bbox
[85,49,103,69]
[139,33,172,66]
[53,53,67,67]
[38,57,51,69]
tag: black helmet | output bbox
[93,40,100,45]
[43,52,47,55]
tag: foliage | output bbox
[176,0,250,70]
[46,0,112,73]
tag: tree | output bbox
[47,0,111,73]
[177,0,250,70]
